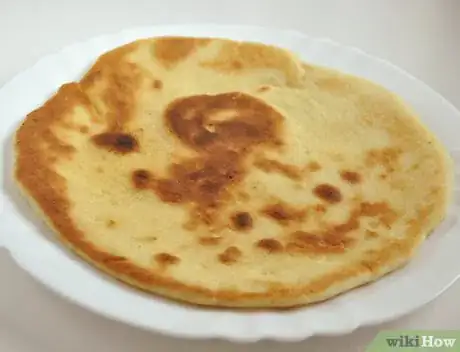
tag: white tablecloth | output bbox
[1,0,459,351]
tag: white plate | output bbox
[1,24,460,342]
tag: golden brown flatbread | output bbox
[14,37,453,307]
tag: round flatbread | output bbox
[14,37,453,307]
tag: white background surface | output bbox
[0,0,459,351]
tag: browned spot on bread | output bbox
[232,60,243,69]
[79,126,89,134]
[332,212,360,235]
[218,246,242,265]
[254,157,302,180]
[287,231,353,254]
[134,92,284,228]
[313,184,342,204]
[261,202,306,225]
[285,199,399,255]
[340,170,361,184]
[154,252,180,266]
[153,177,185,203]
[165,93,282,150]
[307,161,321,172]
[256,238,284,253]
[92,132,139,154]
[231,212,253,231]
[106,219,116,228]
[257,85,271,93]
[360,202,398,228]
[366,147,402,173]
[132,169,151,189]
[153,37,210,67]
[199,236,222,246]
[366,230,379,239]
[153,79,163,89]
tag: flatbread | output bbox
[14,37,453,307]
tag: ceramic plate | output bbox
[1,24,460,342]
